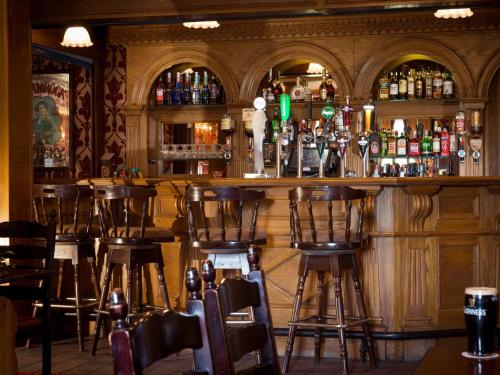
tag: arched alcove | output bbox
[239,41,352,103]
[129,48,240,106]
[353,38,474,99]
[476,49,500,98]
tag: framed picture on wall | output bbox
[32,72,72,169]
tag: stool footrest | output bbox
[291,316,371,329]
[34,301,99,309]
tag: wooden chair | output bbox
[0,212,56,375]
[32,183,100,351]
[201,249,280,375]
[91,185,174,355]
[282,186,376,374]
[109,267,213,375]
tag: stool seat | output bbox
[107,226,174,242]
[293,242,360,253]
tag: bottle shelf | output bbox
[374,98,459,105]
[370,154,457,160]
[148,104,227,110]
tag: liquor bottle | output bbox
[415,71,424,99]
[443,70,454,99]
[155,74,165,105]
[192,72,201,105]
[319,69,328,102]
[218,82,225,104]
[421,130,432,156]
[432,68,443,99]
[380,128,388,157]
[369,131,381,158]
[455,110,466,134]
[173,72,183,105]
[408,130,421,156]
[449,122,458,154]
[326,72,335,101]
[201,71,209,105]
[183,72,192,105]
[425,67,433,99]
[290,77,306,103]
[378,71,389,100]
[209,74,218,104]
[387,130,397,157]
[398,69,408,100]
[165,72,173,105]
[265,68,275,104]
[341,95,353,131]
[440,125,450,156]
[334,106,344,132]
[432,121,441,155]
[389,72,399,100]
[407,68,416,99]
[396,131,407,156]
[304,79,312,103]
[271,108,280,144]
[274,71,283,101]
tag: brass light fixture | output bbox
[61,26,93,47]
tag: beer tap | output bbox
[455,110,466,164]
[276,94,291,179]
[317,100,334,178]
[296,100,314,178]
[469,110,483,165]
[358,98,375,178]
[251,97,267,175]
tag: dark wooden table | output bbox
[0,267,53,375]
[415,346,500,375]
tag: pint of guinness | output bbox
[463,287,498,358]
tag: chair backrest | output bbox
[289,186,366,245]
[93,185,156,239]
[32,184,94,237]
[201,250,280,375]
[186,186,265,247]
[109,268,213,375]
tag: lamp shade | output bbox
[61,27,93,47]
[434,8,473,19]
[182,21,220,29]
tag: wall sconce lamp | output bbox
[61,26,93,47]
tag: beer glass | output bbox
[463,287,499,359]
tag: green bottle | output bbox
[380,129,388,157]
[421,130,432,156]
[271,108,280,143]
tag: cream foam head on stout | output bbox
[465,287,498,296]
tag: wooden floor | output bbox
[16,338,419,375]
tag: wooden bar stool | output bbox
[90,185,174,356]
[282,186,376,374]
[32,184,101,351]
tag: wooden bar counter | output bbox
[89,176,500,361]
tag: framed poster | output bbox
[32,73,72,169]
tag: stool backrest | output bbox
[33,184,94,236]
[186,186,265,246]
[201,260,280,375]
[289,186,366,245]
[110,268,213,375]
[93,185,156,239]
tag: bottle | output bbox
[201,71,209,105]
[271,108,280,143]
[266,68,275,104]
[455,110,466,134]
[334,106,344,132]
[449,122,458,154]
[319,69,328,102]
[174,71,182,105]
[432,68,443,99]
[304,79,312,103]
[326,72,335,101]
[155,74,165,105]
[432,121,441,155]
[443,70,454,99]
[218,82,225,104]
[183,72,192,105]
[209,74,218,104]
[407,68,415,99]
[396,131,407,156]
[290,77,306,103]
[341,95,353,131]
[387,130,397,157]
[192,72,201,105]
[389,72,399,100]
[369,131,381,158]
[421,130,432,156]
[425,67,433,99]
[380,129,388,157]
[378,71,389,100]
[408,130,421,156]
[415,70,424,99]
[164,72,173,105]
[440,125,450,156]
[274,71,283,101]
[398,68,408,100]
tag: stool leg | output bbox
[350,256,376,368]
[73,263,84,351]
[154,262,171,309]
[314,271,325,363]
[88,256,102,302]
[136,265,143,313]
[126,265,134,323]
[282,274,307,373]
[56,259,64,301]
[333,275,348,374]
[90,261,115,356]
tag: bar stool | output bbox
[185,185,266,276]
[32,184,101,351]
[90,185,174,356]
[282,186,376,374]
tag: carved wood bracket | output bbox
[403,185,440,232]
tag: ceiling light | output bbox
[434,8,473,19]
[61,26,93,47]
[182,21,220,29]
[306,63,324,74]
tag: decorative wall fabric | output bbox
[103,43,126,166]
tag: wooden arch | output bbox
[353,38,474,99]
[476,48,500,98]
[129,48,240,106]
[239,41,352,103]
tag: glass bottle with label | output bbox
[369,131,381,158]
[183,72,192,105]
[174,72,183,105]
[165,72,173,105]
[274,71,283,101]
[326,72,335,101]
[201,71,209,105]
[290,77,306,103]
[440,125,450,156]
[421,130,432,156]
[408,130,421,156]
[341,95,353,131]
[425,67,433,99]
[380,128,388,157]
[192,72,201,105]
[319,69,328,102]
[432,68,443,99]
[398,68,408,100]
[449,122,458,154]
[389,72,399,100]
[378,71,389,100]
[396,131,407,156]
[155,74,165,105]
[209,74,218,104]
[271,108,280,143]
[407,68,416,99]
[415,70,424,99]
[432,121,441,155]
[387,130,397,157]
[443,70,454,99]
[266,68,275,104]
